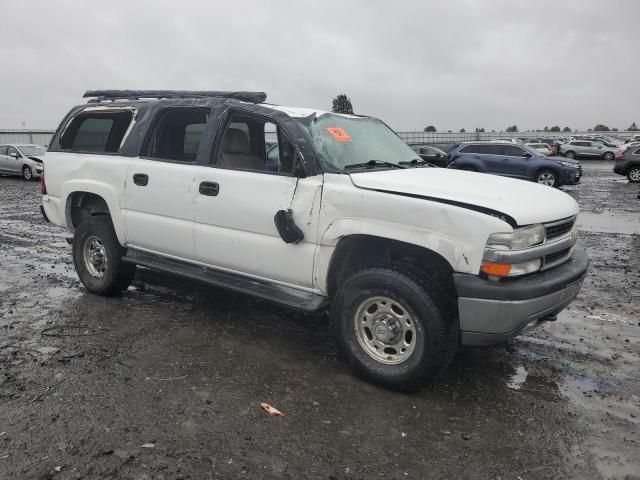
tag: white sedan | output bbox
[525,142,553,156]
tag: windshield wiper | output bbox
[343,160,406,171]
[398,158,434,167]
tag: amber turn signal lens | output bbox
[480,261,512,277]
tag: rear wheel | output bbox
[628,166,640,183]
[331,266,457,390]
[72,216,135,296]
[22,166,33,180]
[536,169,559,187]
[565,151,576,159]
[603,152,614,161]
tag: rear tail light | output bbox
[40,174,47,194]
[615,152,624,159]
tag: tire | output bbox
[565,151,576,159]
[603,152,614,161]
[627,166,640,183]
[331,265,458,390]
[536,169,559,187]
[72,216,135,296]
[22,166,33,181]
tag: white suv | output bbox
[40,90,589,389]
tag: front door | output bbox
[193,111,322,288]
[6,146,21,174]
[500,144,530,178]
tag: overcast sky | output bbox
[1,0,638,132]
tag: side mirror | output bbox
[10,152,19,158]
[522,153,532,158]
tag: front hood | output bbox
[349,168,579,226]
[28,156,44,163]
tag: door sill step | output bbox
[123,248,327,312]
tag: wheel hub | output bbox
[373,316,401,343]
[83,236,107,279]
[353,296,417,365]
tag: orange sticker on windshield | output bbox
[326,127,352,142]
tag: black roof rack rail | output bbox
[83,90,267,104]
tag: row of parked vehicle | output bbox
[412,134,640,184]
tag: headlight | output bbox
[485,224,544,250]
[556,160,578,168]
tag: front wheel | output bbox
[536,169,559,187]
[331,266,457,390]
[72,216,135,296]
[628,166,640,183]
[603,152,614,161]
[22,166,33,180]
[565,151,576,159]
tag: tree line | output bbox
[329,95,639,134]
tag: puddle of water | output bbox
[578,211,640,235]
[507,365,528,390]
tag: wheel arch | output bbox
[325,234,457,300]
[63,182,126,244]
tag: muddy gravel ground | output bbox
[0,161,638,480]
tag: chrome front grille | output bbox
[545,217,575,241]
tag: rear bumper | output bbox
[455,248,589,345]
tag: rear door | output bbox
[477,144,506,174]
[193,109,322,288]
[0,145,9,172]
[123,107,210,259]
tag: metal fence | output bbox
[1,128,638,150]
[396,130,639,146]
[0,130,55,146]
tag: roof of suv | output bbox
[81,90,362,121]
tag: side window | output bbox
[501,145,526,156]
[459,145,480,154]
[6,146,19,157]
[144,108,209,162]
[633,148,640,155]
[479,144,500,155]
[0,146,7,155]
[215,113,295,174]
[60,110,134,153]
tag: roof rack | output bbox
[83,90,267,104]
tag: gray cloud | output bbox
[1,0,639,131]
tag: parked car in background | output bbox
[411,145,449,167]
[494,138,519,143]
[613,146,640,182]
[526,142,553,156]
[0,144,46,180]
[448,141,582,187]
[559,140,619,160]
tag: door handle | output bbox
[133,173,149,186]
[199,181,219,196]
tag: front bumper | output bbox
[455,248,589,345]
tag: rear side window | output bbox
[60,109,134,153]
[501,145,526,156]
[144,107,209,162]
[633,148,640,155]
[464,144,500,155]
[0,146,7,155]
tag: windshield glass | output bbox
[18,145,46,156]
[297,113,418,170]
